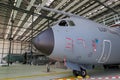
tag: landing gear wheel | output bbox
[73,69,87,78]
[81,69,87,78]
[73,70,79,76]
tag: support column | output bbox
[29,14,34,65]
[8,15,14,66]
[1,39,5,63]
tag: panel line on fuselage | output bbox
[98,40,111,63]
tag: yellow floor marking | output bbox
[77,76,83,79]
[54,75,90,80]
[1,78,15,80]
[85,75,90,78]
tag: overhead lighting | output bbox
[100,6,105,10]
[42,27,47,31]
[106,0,119,5]
[4,0,22,39]
[19,29,26,35]
[14,0,36,40]
[114,0,118,2]
[86,12,92,17]
[107,2,112,5]
[66,0,70,3]
[88,13,92,15]
[21,31,31,41]
[16,15,38,38]
[94,9,98,13]
[46,0,54,6]
[14,0,17,6]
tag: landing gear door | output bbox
[98,40,111,63]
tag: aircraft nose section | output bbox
[33,28,54,56]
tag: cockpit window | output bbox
[58,20,75,27]
[68,20,75,26]
[59,20,68,26]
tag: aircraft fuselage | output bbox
[49,17,120,65]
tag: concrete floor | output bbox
[0,64,120,80]
[0,64,72,80]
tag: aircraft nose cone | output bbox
[33,28,54,56]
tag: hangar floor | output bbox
[0,64,120,80]
[0,64,72,80]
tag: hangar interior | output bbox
[0,0,120,79]
[0,0,120,80]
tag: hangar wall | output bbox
[0,40,29,62]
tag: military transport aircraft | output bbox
[32,6,120,77]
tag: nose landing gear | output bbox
[73,68,87,78]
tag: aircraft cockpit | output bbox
[51,19,75,27]
[58,20,75,27]
[59,20,68,26]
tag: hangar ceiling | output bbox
[0,0,120,42]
